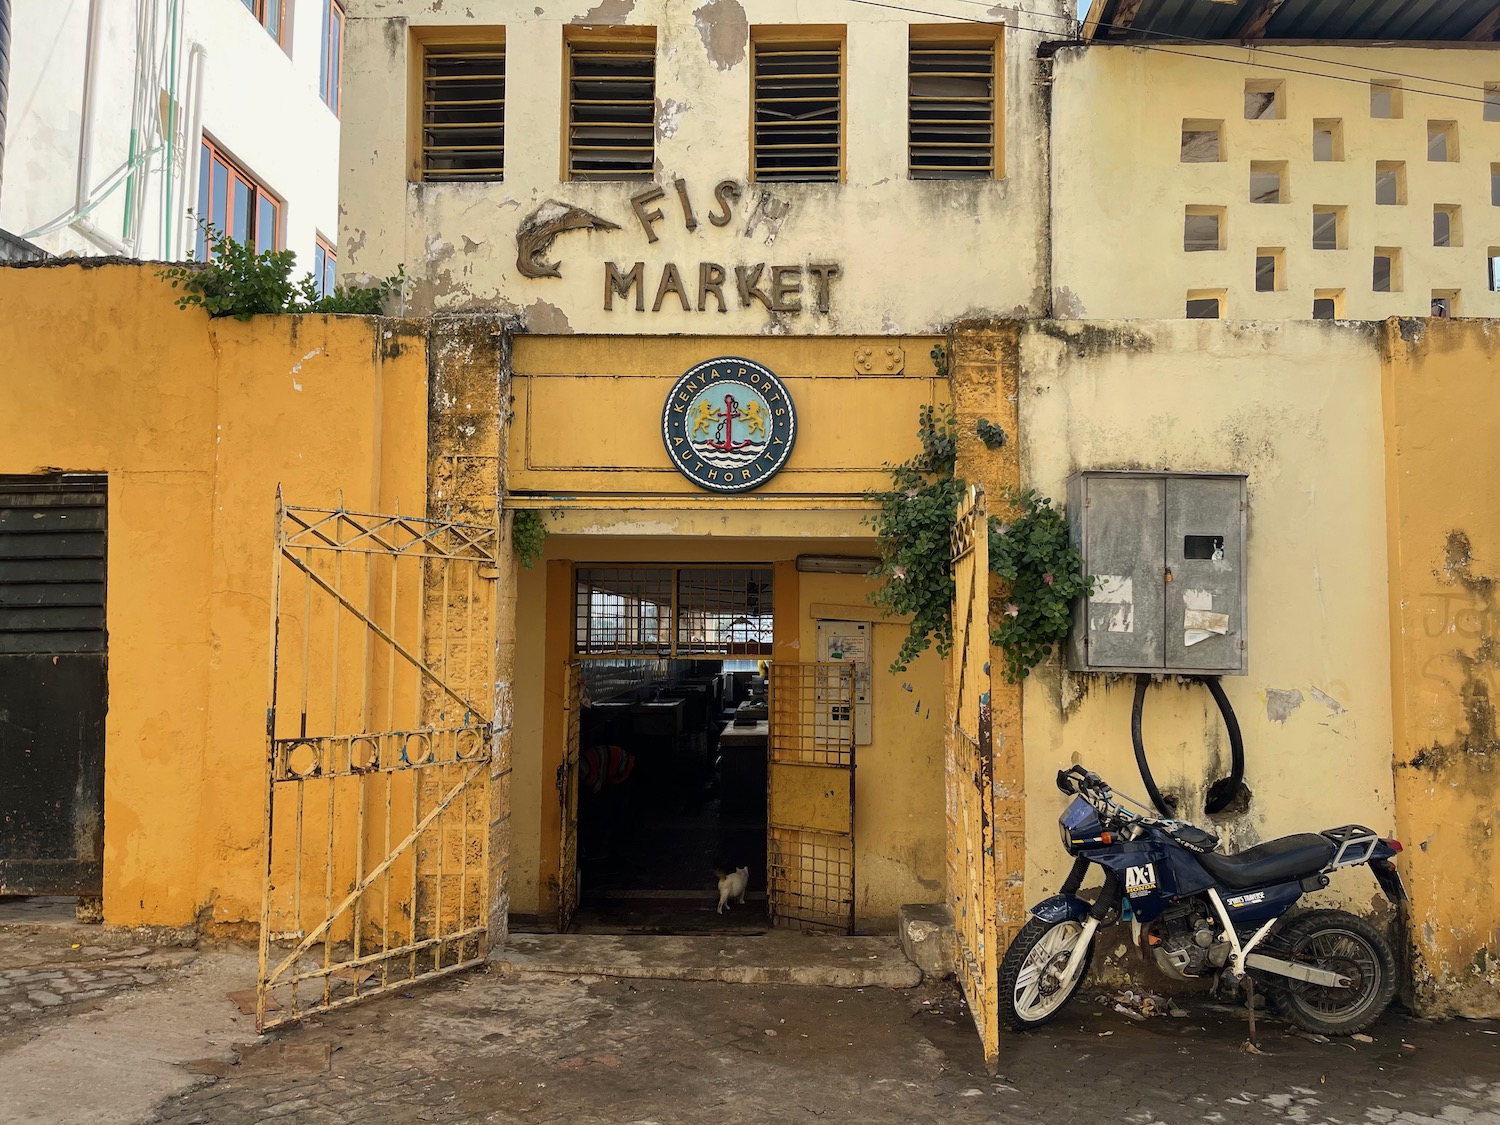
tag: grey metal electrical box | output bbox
[1066,471,1247,676]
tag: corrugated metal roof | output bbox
[1082,0,1500,42]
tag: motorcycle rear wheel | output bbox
[1266,909,1396,1037]
[998,916,1095,1030]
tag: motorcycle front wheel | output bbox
[1266,909,1397,1036]
[998,916,1095,1030]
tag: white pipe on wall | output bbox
[176,42,207,258]
[71,0,129,255]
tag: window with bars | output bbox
[753,39,842,182]
[908,38,996,180]
[422,43,506,182]
[567,39,656,181]
[574,567,773,657]
[195,138,280,259]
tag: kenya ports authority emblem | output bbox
[661,357,797,493]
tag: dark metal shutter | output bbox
[0,474,108,897]
[0,476,108,654]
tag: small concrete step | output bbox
[492,932,922,988]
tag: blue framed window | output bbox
[313,237,337,298]
[320,1,345,115]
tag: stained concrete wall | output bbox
[1013,320,1399,946]
[1051,45,1500,321]
[0,262,428,930]
[1382,318,1500,1017]
[339,0,1065,332]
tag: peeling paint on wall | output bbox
[1265,688,1304,724]
[656,97,688,140]
[692,0,748,71]
[571,0,635,24]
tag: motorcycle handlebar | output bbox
[1055,765,1104,796]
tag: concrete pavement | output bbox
[0,903,1497,1125]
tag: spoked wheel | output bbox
[998,916,1095,1030]
[1267,909,1397,1036]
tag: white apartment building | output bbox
[0,0,343,282]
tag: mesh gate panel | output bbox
[768,663,855,933]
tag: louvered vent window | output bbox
[909,40,995,179]
[422,44,505,182]
[568,41,656,180]
[753,41,842,182]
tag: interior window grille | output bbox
[908,40,995,179]
[753,40,841,182]
[422,44,506,183]
[574,567,772,658]
[567,40,655,180]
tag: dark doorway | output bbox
[573,659,769,933]
[0,474,107,900]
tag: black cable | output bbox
[1202,676,1246,815]
[1131,674,1246,817]
[1131,674,1173,815]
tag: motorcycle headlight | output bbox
[1059,819,1076,855]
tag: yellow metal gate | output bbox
[768,663,856,933]
[948,484,1000,1070]
[257,499,503,1031]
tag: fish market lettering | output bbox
[661,358,797,493]
[602,178,840,315]
[606,261,839,315]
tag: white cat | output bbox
[715,865,749,914]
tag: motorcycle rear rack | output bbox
[1322,824,1380,870]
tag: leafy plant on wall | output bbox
[866,404,966,673]
[159,219,404,320]
[867,405,1093,681]
[511,509,546,569]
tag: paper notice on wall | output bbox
[1091,575,1134,633]
[1182,590,1227,646]
[1093,575,1132,604]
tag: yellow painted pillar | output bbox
[948,319,1026,947]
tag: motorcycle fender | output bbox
[1030,894,1092,925]
[1371,858,1407,903]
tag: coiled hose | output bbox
[1131,673,1245,816]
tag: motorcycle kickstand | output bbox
[1244,974,1259,1050]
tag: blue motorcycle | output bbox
[1000,765,1406,1036]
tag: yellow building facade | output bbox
[2,0,1497,1030]
[1052,45,1500,321]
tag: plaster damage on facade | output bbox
[1382,318,1500,1017]
[340,0,1056,332]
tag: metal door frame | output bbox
[257,497,502,1031]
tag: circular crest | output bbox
[661,357,797,493]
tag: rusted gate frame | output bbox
[768,662,856,934]
[948,484,1000,1070]
[258,498,501,1032]
[557,659,582,933]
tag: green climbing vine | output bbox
[987,490,1093,684]
[867,406,1092,681]
[512,509,546,569]
[866,404,965,673]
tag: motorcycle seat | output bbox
[1195,833,1336,890]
